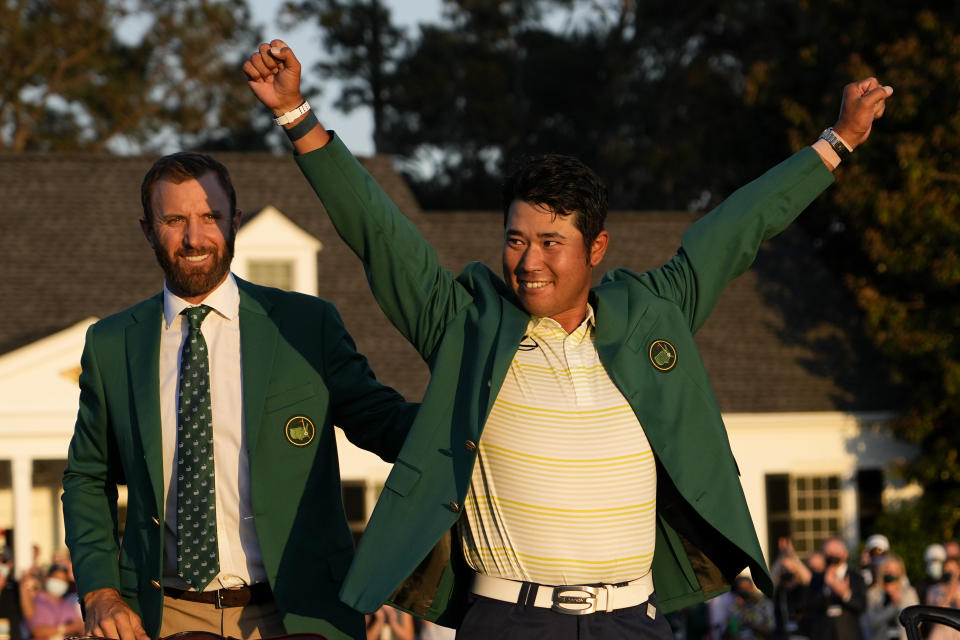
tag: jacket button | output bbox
[152,516,160,526]
[449,501,461,512]
[487,380,492,388]
[464,440,477,451]
[150,580,161,590]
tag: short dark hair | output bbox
[141,152,236,222]
[502,154,608,250]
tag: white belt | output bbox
[471,573,655,616]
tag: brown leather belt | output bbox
[163,583,273,609]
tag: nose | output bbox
[183,216,203,247]
[516,245,542,272]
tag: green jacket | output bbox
[62,278,418,640]
[295,136,835,625]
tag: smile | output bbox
[520,280,550,289]
[183,254,211,263]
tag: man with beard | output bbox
[61,152,418,640]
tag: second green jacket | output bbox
[296,136,835,626]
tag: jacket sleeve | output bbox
[295,135,474,361]
[606,147,835,333]
[61,325,123,598]
[320,301,419,461]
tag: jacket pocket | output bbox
[264,382,317,413]
[384,459,421,497]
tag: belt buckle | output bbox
[215,588,226,609]
[551,585,599,615]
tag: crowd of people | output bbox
[0,548,82,640]
[668,536,960,640]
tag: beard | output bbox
[154,233,235,299]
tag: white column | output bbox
[11,456,32,577]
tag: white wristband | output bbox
[274,101,311,126]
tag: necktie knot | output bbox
[182,305,212,331]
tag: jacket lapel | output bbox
[126,294,164,512]
[236,279,278,466]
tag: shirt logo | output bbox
[284,416,316,447]
[649,339,678,372]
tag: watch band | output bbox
[819,127,852,161]
[274,101,311,126]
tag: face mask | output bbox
[928,562,944,580]
[0,564,9,579]
[44,577,69,598]
[942,572,955,583]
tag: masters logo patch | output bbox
[649,339,678,372]
[284,416,316,447]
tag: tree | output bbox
[0,0,271,153]
[280,0,406,152]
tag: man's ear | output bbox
[232,209,243,233]
[139,217,156,248]
[589,230,609,267]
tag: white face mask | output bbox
[0,564,10,579]
[927,561,944,580]
[44,577,69,598]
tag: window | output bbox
[766,473,842,556]
[247,260,294,290]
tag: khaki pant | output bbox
[159,595,286,640]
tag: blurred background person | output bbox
[726,576,774,640]
[0,551,27,640]
[805,538,866,640]
[771,538,812,640]
[365,605,413,640]
[861,535,891,588]
[925,556,960,640]
[865,554,918,640]
[24,565,82,640]
[915,544,947,607]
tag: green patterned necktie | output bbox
[176,305,220,590]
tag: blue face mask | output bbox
[928,562,943,580]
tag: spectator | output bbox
[915,544,947,607]
[862,534,891,587]
[770,538,812,640]
[25,565,83,640]
[365,606,414,640]
[805,538,867,640]
[0,552,27,640]
[865,554,919,640]
[726,576,775,640]
[925,556,960,640]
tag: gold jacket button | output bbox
[464,440,477,451]
[449,501,461,512]
[150,580,161,590]
[152,516,161,526]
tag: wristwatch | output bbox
[819,127,852,161]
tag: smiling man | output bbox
[244,39,892,639]
[62,152,417,640]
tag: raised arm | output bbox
[243,40,475,359]
[620,77,893,332]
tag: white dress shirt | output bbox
[159,274,266,589]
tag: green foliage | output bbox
[0,0,271,152]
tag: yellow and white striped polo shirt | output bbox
[460,306,657,585]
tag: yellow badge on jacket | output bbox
[649,339,678,372]
[285,416,316,446]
